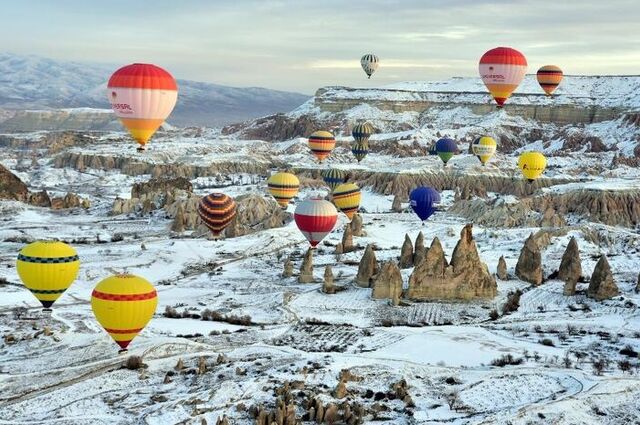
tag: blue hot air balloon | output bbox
[409,187,440,221]
[435,138,457,165]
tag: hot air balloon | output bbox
[351,140,369,163]
[308,131,336,163]
[479,47,527,107]
[322,168,346,190]
[537,65,563,96]
[472,136,497,166]
[361,54,379,79]
[435,138,457,165]
[518,151,547,182]
[198,193,237,236]
[294,198,338,247]
[16,241,80,311]
[333,183,362,220]
[91,273,157,353]
[352,122,374,143]
[107,63,178,151]
[267,172,300,208]
[409,187,440,222]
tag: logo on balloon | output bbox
[111,91,117,98]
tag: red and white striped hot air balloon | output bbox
[479,47,527,108]
[294,198,338,248]
[107,63,178,151]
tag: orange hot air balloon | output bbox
[197,193,237,236]
[537,65,563,96]
[479,47,527,107]
[107,63,178,151]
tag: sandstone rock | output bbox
[351,213,364,236]
[334,381,347,399]
[398,234,414,269]
[391,195,403,212]
[587,255,619,301]
[131,177,192,199]
[28,190,51,207]
[282,257,294,278]
[324,403,339,424]
[515,233,543,286]
[636,273,640,293]
[558,237,582,295]
[323,265,335,294]
[371,261,403,303]
[342,224,354,253]
[497,256,508,280]
[224,193,290,238]
[335,242,344,254]
[0,163,29,202]
[51,192,84,209]
[407,225,496,300]
[298,249,314,283]
[171,205,186,232]
[413,231,427,266]
[355,244,378,287]
[541,206,566,227]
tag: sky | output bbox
[1,0,639,94]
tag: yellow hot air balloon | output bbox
[16,241,80,311]
[267,172,300,208]
[308,130,336,163]
[472,136,497,166]
[518,151,547,182]
[91,274,158,353]
[333,183,362,220]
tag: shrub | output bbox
[124,355,145,370]
[490,354,524,367]
[539,338,555,347]
[489,309,499,321]
[619,344,638,358]
[618,360,632,373]
[164,305,179,318]
[502,290,522,315]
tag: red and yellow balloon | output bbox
[479,47,527,107]
[107,63,178,151]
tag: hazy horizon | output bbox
[2,0,639,94]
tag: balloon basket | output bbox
[118,348,128,355]
[136,147,145,152]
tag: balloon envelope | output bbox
[308,131,336,163]
[537,65,563,96]
[479,47,527,107]
[352,122,374,143]
[294,198,338,247]
[16,241,79,310]
[198,193,237,235]
[91,274,157,351]
[518,151,547,181]
[361,54,379,78]
[332,183,362,220]
[435,138,457,165]
[472,136,497,165]
[267,172,300,208]
[409,187,440,221]
[107,63,178,149]
[351,140,369,162]
[322,168,346,190]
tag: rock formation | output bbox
[515,233,543,286]
[391,195,403,212]
[334,242,343,254]
[224,194,290,238]
[283,257,294,277]
[171,205,186,232]
[558,237,582,295]
[398,234,414,269]
[341,224,354,253]
[371,261,403,304]
[407,224,496,300]
[497,256,508,280]
[413,231,427,266]
[587,255,619,300]
[355,244,378,287]
[0,163,29,202]
[298,249,314,283]
[322,265,335,294]
[351,213,364,236]
[637,273,640,293]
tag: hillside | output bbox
[0,53,309,129]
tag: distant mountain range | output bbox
[0,53,309,128]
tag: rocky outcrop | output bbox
[636,273,640,293]
[515,234,543,286]
[407,224,496,300]
[112,176,194,216]
[558,237,582,295]
[355,244,378,287]
[131,177,193,199]
[398,234,414,269]
[371,261,403,304]
[298,249,314,283]
[497,256,508,280]
[341,224,354,253]
[50,192,90,210]
[351,213,364,236]
[391,195,403,212]
[283,257,294,278]
[0,164,29,202]
[225,194,290,238]
[413,231,427,267]
[322,265,335,294]
[171,205,186,232]
[587,255,619,301]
